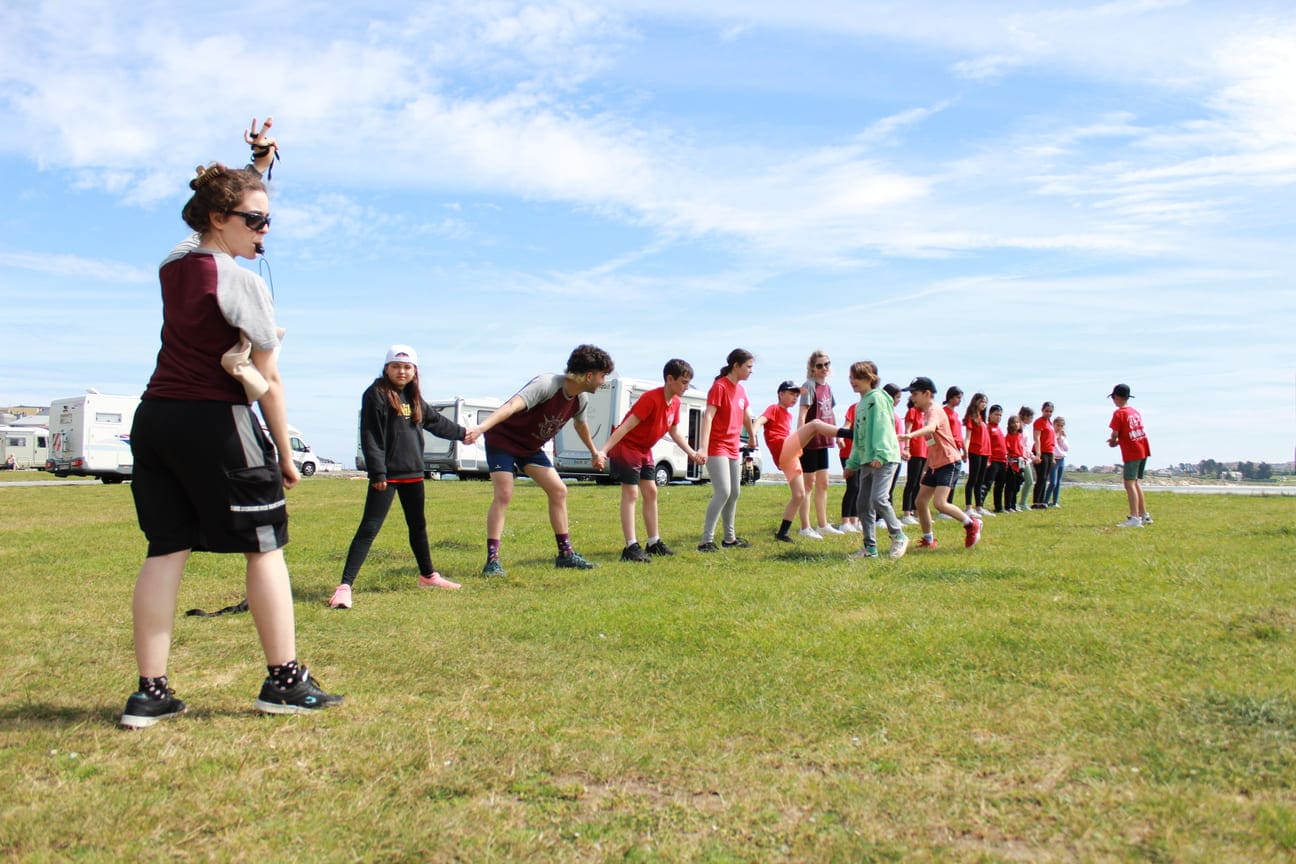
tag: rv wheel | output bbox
[301,462,316,476]
[654,464,672,487]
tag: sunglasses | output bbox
[227,210,271,230]
[815,361,831,369]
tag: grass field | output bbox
[1,476,1294,862]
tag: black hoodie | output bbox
[359,381,466,484]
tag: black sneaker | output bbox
[774,532,793,543]
[644,539,675,557]
[556,551,598,569]
[696,541,719,553]
[254,673,344,715]
[721,537,750,548]
[119,690,186,729]
[620,542,651,563]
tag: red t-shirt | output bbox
[760,403,792,464]
[1109,406,1150,463]
[608,387,680,464]
[943,406,965,450]
[926,405,962,470]
[838,403,857,461]
[1034,417,1057,454]
[706,376,750,459]
[1005,431,1023,472]
[904,406,928,459]
[965,417,991,456]
[988,424,1007,462]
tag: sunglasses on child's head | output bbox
[227,209,271,230]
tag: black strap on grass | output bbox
[185,598,249,617]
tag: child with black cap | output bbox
[898,376,983,550]
[1107,384,1152,527]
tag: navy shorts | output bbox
[799,447,830,473]
[921,463,959,488]
[130,400,289,556]
[485,445,552,475]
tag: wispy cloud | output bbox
[0,251,151,283]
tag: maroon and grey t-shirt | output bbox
[485,374,589,456]
[144,235,280,403]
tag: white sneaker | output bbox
[840,522,863,534]
[978,508,995,518]
[901,514,919,526]
[798,527,824,540]
[818,524,845,535]
[875,518,887,528]
[1117,516,1143,528]
[889,533,909,560]
[1141,512,1153,525]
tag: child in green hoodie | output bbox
[842,361,909,560]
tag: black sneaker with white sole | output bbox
[254,674,344,715]
[119,690,187,729]
[721,537,750,548]
[644,539,675,557]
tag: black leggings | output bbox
[964,453,988,508]
[1033,452,1055,506]
[341,481,432,585]
[902,456,927,512]
[1004,467,1023,510]
[840,457,860,520]
[985,461,1006,511]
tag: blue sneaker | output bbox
[482,559,505,577]
[119,690,186,729]
[556,551,597,569]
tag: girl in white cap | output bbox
[328,345,468,608]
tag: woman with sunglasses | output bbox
[120,118,341,728]
[796,350,842,538]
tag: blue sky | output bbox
[2,0,1294,470]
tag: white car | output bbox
[316,456,345,473]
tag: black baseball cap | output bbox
[1108,384,1133,399]
[777,380,800,393]
[903,376,936,393]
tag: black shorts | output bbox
[799,447,830,473]
[608,455,655,485]
[130,400,289,556]
[921,463,959,488]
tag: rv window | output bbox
[290,437,306,451]
[38,436,46,447]
[438,406,455,422]
[5,436,25,447]
[476,409,496,424]
[95,412,123,423]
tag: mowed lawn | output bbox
[1,476,1294,863]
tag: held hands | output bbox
[591,451,607,471]
[464,426,482,445]
[689,451,705,466]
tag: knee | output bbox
[548,484,568,507]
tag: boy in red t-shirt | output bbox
[1107,383,1152,528]
[599,359,705,561]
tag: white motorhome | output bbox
[45,393,139,483]
[553,376,709,486]
[1,424,49,469]
[354,397,502,479]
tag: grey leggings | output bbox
[856,462,904,547]
[701,456,741,542]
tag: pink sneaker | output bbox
[418,572,461,590]
[964,517,983,548]
[327,584,352,609]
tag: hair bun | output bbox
[190,163,227,191]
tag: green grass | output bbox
[1,477,1294,862]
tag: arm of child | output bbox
[598,414,641,464]
[668,424,704,465]
[576,419,604,470]
[465,395,525,444]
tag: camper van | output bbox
[1,424,48,469]
[354,397,502,479]
[553,376,712,486]
[286,427,319,476]
[45,393,139,483]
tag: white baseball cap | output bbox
[385,344,419,367]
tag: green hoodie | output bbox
[845,388,902,470]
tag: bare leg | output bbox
[619,483,640,543]
[133,550,190,678]
[640,479,659,539]
[524,464,570,534]
[487,470,515,540]
[246,549,296,666]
